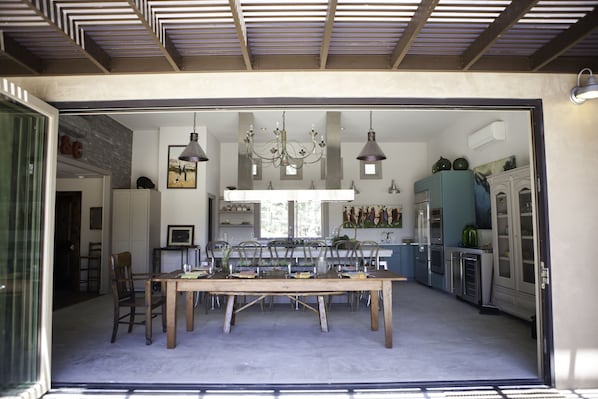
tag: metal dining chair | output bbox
[202,240,232,312]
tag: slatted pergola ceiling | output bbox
[0,0,597,76]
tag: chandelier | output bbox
[243,111,326,169]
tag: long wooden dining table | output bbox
[146,269,407,349]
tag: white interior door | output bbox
[0,79,58,398]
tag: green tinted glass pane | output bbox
[0,95,47,395]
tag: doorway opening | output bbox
[50,97,553,388]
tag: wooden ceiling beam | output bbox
[319,0,337,70]
[125,0,182,72]
[229,0,252,71]
[530,6,598,72]
[461,0,539,71]
[391,0,438,70]
[19,0,111,73]
[0,31,42,74]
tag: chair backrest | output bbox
[299,240,327,266]
[206,240,231,266]
[237,240,262,271]
[359,240,380,269]
[334,239,361,271]
[110,252,135,302]
[268,240,294,267]
[88,241,102,258]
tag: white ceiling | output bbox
[109,108,508,143]
[58,108,514,178]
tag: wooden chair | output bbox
[109,251,165,344]
[79,241,101,293]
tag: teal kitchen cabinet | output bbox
[384,245,415,279]
[414,170,475,247]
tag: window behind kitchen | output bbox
[260,200,322,238]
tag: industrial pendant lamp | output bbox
[570,68,598,104]
[356,111,386,161]
[179,112,209,162]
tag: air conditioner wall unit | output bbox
[467,120,506,149]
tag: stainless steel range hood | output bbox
[228,111,353,202]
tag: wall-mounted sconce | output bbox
[570,68,598,104]
[349,180,360,195]
[388,180,400,194]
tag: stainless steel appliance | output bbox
[430,208,443,244]
[430,244,446,290]
[414,192,432,286]
[452,252,481,306]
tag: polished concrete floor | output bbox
[51,281,538,387]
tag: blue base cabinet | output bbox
[385,245,415,279]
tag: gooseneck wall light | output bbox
[356,111,387,161]
[179,112,209,162]
[570,68,598,104]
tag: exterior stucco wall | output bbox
[10,71,598,389]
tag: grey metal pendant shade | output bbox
[179,112,209,162]
[356,111,386,161]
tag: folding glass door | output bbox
[0,80,58,398]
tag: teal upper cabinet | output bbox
[414,170,476,247]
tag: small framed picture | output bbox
[167,225,194,247]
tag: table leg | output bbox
[382,280,393,348]
[145,279,152,345]
[370,289,379,331]
[223,294,235,334]
[166,281,177,349]
[186,292,194,331]
[317,295,329,333]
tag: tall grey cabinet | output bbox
[112,189,161,278]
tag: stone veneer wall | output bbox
[59,115,132,188]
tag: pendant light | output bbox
[356,111,386,161]
[179,112,209,162]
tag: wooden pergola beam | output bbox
[530,6,598,71]
[20,0,111,73]
[391,0,439,70]
[320,0,337,70]
[0,31,42,74]
[229,0,252,71]
[125,0,182,72]
[461,0,538,71]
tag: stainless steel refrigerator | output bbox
[414,191,431,286]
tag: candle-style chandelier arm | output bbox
[243,111,326,169]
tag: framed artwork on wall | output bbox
[167,145,197,189]
[167,225,195,247]
[342,205,402,228]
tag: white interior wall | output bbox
[131,129,159,188]
[13,71,598,389]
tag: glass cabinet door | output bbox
[492,183,515,289]
[516,185,536,294]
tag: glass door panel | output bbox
[518,188,535,285]
[0,82,57,398]
[495,192,511,279]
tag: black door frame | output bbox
[51,96,554,386]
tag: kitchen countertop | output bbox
[444,246,493,254]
